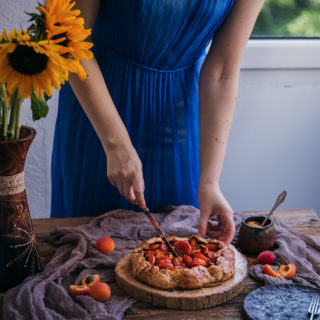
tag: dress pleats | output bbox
[51,0,234,217]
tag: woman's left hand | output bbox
[198,180,235,245]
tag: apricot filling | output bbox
[143,237,221,270]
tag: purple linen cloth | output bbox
[3,206,199,320]
[3,206,320,320]
[242,214,320,287]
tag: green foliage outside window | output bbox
[252,0,320,37]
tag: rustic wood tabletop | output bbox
[1,209,319,320]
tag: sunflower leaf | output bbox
[31,92,49,121]
[44,93,51,102]
[26,12,41,21]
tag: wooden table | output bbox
[1,209,319,319]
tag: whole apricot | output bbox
[89,282,111,302]
[95,237,114,254]
[257,250,276,265]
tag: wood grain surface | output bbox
[0,209,319,319]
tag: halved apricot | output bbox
[262,264,281,278]
[173,257,186,268]
[278,263,296,279]
[174,241,191,256]
[190,257,207,268]
[154,250,173,260]
[81,274,101,288]
[144,251,156,265]
[190,238,201,250]
[69,284,90,296]
[200,245,209,255]
[193,252,210,264]
[156,258,175,270]
[183,254,193,266]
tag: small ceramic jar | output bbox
[238,216,276,254]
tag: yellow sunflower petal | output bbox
[39,70,53,97]
[66,59,86,81]
[39,0,93,72]
[2,29,8,41]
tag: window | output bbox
[252,0,320,38]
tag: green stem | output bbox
[0,85,9,140]
[7,106,16,140]
[8,90,18,141]
[14,98,22,140]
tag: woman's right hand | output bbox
[106,145,146,209]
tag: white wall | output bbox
[222,69,320,215]
[0,0,59,219]
[1,1,319,218]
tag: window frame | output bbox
[241,39,320,69]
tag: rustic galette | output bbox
[131,235,235,290]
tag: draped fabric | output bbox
[51,0,234,217]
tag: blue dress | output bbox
[51,0,234,217]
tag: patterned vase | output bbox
[0,125,41,291]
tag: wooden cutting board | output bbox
[115,245,247,310]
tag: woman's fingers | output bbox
[106,146,146,207]
[219,212,235,245]
[133,172,146,209]
[123,178,136,202]
[115,170,146,207]
[207,212,235,245]
[117,181,125,197]
[198,210,210,237]
[199,208,235,245]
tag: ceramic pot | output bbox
[238,215,276,254]
[0,126,41,291]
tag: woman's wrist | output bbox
[102,131,133,155]
[199,174,220,188]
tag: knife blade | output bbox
[142,207,178,258]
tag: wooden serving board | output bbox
[115,245,247,310]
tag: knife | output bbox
[142,207,178,258]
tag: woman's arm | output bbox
[67,0,146,208]
[198,0,264,243]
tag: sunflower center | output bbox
[9,45,48,75]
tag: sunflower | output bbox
[0,30,68,99]
[0,29,31,44]
[37,0,93,80]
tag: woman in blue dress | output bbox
[51,0,264,244]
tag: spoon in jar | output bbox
[261,190,287,227]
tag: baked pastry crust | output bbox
[131,235,235,290]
